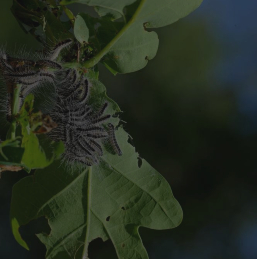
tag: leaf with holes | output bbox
[11,128,182,259]
[10,79,182,259]
[61,0,203,73]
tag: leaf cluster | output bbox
[0,0,204,258]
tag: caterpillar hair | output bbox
[5,56,36,70]
[97,102,108,117]
[77,137,95,155]
[107,123,122,156]
[66,139,98,165]
[4,71,38,80]
[47,39,73,61]
[86,132,109,139]
[65,69,77,84]
[69,106,93,121]
[91,115,111,125]
[73,79,90,107]
[0,41,123,168]
[0,79,10,129]
[64,76,83,101]
[57,71,79,98]
[21,81,41,97]
[0,40,77,139]
[0,57,14,72]
[6,93,11,122]
[36,59,63,70]
[47,70,122,167]
[18,71,55,97]
[58,68,73,84]
[78,126,106,133]
[75,156,96,167]
[89,139,103,156]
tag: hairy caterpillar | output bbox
[0,39,72,97]
[47,39,73,61]
[0,39,73,122]
[0,39,122,167]
[48,69,122,166]
[107,123,122,156]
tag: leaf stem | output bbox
[61,5,75,26]
[10,84,22,140]
[82,166,92,259]
[81,0,146,69]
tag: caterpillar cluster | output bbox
[48,69,122,166]
[0,39,72,99]
[0,39,122,166]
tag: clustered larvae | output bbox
[48,68,122,166]
[0,39,122,167]
[0,39,74,97]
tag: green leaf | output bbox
[60,0,137,19]
[60,0,203,73]
[0,146,24,166]
[0,138,21,160]
[11,128,182,259]
[19,95,65,170]
[72,13,124,61]
[0,138,25,170]
[74,14,90,44]
[10,78,182,259]
[11,218,29,251]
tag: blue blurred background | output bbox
[1,0,257,258]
